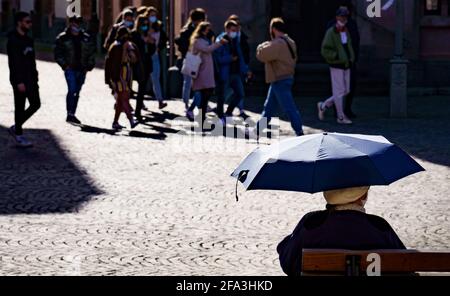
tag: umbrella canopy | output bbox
[232,133,425,194]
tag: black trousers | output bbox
[135,78,149,120]
[345,63,358,115]
[199,88,214,130]
[13,84,41,136]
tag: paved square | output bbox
[0,55,449,275]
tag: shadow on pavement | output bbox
[0,125,103,215]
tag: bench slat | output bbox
[302,249,450,273]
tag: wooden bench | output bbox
[302,249,450,276]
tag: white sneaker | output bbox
[317,102,325,121]
[337,117,353,125]
[15,135,33,148]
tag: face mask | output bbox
[71,26,81,34]
[149,16,157,23]
[337,20,347,27]
[124,21,134,28]
[141,25,149,32]
[229,32,237,39]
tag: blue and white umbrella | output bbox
[232,133,425,199]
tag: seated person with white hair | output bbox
[277,187,406,276]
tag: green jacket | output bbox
[54,28,97,71]
[321,27,355,69]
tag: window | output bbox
[424,0,441,15]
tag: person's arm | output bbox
[321,30,340,65]
[214,42,233,65]
[54,33,68,70]
[7,34,27,87]
[256,41,279,63]
[194,39,223,54]
[277,215,310,277]
[103,26,117,51]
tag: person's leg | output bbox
[216,80,228,119]
[64,69,78,116]
[182,74,192,108]
[256,84,278,134]
[13,86,27,136]
[72,71,87,116]
[324,68,346,120]
[272,79,304,136]
[199,89,211,130]
[135,79,147,120]
[19,85,41,128]
[226,75,245,116]
[151,53,164,102]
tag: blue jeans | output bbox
[150,53,164,102]
[64,69,86,116]
[257,78,303,136]
[182,74,192,106]
[218,74,246,117]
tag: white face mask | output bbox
[337,20,347,27]
[229,32,237,39]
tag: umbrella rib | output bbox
[311,135,326,193]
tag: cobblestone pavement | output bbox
[0,54,449,275]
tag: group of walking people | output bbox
[6,2,360,147]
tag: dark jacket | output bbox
[277,210,406,276]
[104,23,121,51]
[54,28,97,71]
[327,17,360,61]
[321,27,355,69]
[131,31,156,82]
[239,31,251,65]
[105,41,140,87]
[175,24,196,59]
[151,20,168,52]
[7,29,38,87]
[214,32,249,82]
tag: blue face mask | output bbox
[141,25,149,32]
[71,26,81,34]
[229,32,238,39]
[124,20,134,28]
[149,16,158,23]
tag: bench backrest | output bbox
[302,249,450,276]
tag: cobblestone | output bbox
[0,54,449,275]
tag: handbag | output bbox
[181,51,202,79]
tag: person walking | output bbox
[131,15,156,122]
[318,7,355,125]
[146,7,168,110]
[226,14,252,120]
[214,20,249,123]
[104,8,136,51]
[105,27,139,131]
[54,15,96,125]
[7,11,41,148]
[175,8,213,112]
[327,3,360,119]
[248,18,304,139]
[188,22,227,131]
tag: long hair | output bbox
[189,21,210,50]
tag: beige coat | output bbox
[256,35,297,84]
[191,38,222,91]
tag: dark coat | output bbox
[105,41,140,87]
[131,31,156,82]
[239,31,251,65]
[277,210,406,276]
[54,28,97,71]
[7,29,38,87]
[175,24,196,59]
[327,16,360,61]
